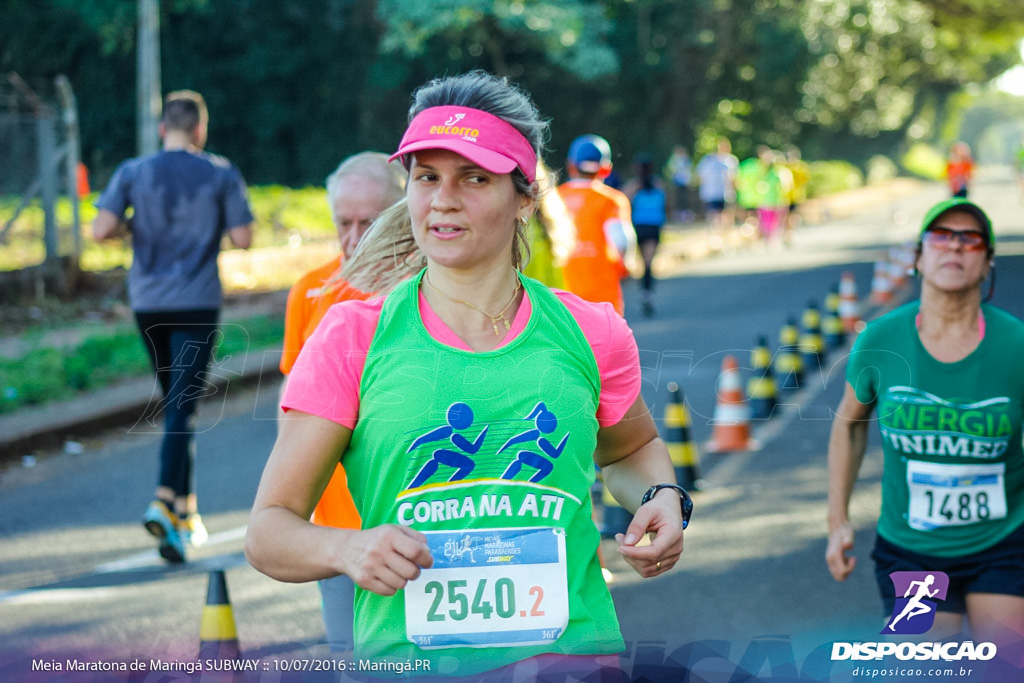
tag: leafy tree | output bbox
[796,0,1024,162]
[375,0,619,80]
[4,0,1024,187]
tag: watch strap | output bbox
[641,483,693,529]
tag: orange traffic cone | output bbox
[870,258,894,304]
[887,246,905,291]
[705,355,759,453]
[838,271,860,333]
[890,242,916,291]
[76,162,91,198]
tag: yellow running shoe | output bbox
[180,513,208,547]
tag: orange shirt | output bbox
[281,258,342,375]
[946,159,974,194]
[558,179,632,315]
[280,257,371,529]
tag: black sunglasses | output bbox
[923,226,988,251]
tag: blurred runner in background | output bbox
[558,134,635,316]
[93,90,253,564]
[626,155,667,316]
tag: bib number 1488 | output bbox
[923,490,991,523]
[907,460,1006,531]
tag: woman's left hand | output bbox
[614,490,684,578]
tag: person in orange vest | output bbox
[279,151,405,652]
[280,152,405,376]
[946,141,974,199]
[558,134,635,316]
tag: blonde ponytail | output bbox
[333,198,421,296]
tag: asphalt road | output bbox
[2,175,1023,682]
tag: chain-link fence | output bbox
[0,111,40,196]
[0,74,83,300]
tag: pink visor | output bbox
[389,106,537,183]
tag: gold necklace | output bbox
[425,272,522,337]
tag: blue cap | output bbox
[567,134,612,174]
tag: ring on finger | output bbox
[655,561,662,571]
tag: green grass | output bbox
[0,185,337,278]
[901,142,947,181]
[0,314,284,414]
[806,160,865,198]
[1,183,316,413]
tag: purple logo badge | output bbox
[883,571,949,635]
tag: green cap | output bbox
[920,197,994,248]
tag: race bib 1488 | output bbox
[907,460,1007,531]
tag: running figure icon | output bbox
[887,574,940,631]
[499,402,569,482]
[408,402,488,488]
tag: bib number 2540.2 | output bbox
[405,527,569,649]
[426,578,545,622]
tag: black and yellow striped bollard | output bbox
[774,317,803,391]
[747,336,777,420]
[664,382,702,490]
[799,300,825,371]
[822,284,846,350]
[199,569,241,662]
[599,468,632,538]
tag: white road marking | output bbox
[0,525,249,605]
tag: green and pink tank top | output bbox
[283,272,639,676]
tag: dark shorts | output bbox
[704,199,727,212]
[634,224,662,245]
[872,523,1024,615]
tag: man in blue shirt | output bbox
[93,90,253,563]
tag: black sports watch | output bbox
[641,484,693,529]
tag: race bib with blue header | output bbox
[907,460,1007,530]
[404,527,569,649]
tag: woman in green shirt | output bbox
[246,71,688,678]
[826,198,1024,646]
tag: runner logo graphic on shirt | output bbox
[408,402,488,489]
[406,401,571,488]
[399,401,578,527]
[883,571,949,635]
[499,402,569,483]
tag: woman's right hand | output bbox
[825,522,857,582]
[342,525,434,596]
